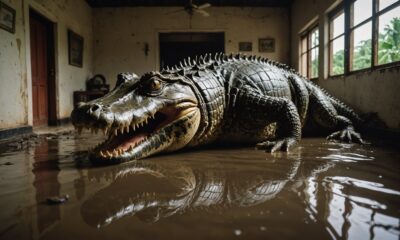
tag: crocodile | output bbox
[71,53,365,164]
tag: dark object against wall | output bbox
[239,42,252,51]
[159,32,224,69]
[86,74,109,92]
[0,2,16,33]
[259,38,275,52]
[68,30,84,67]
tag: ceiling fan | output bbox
[178,0,211,17]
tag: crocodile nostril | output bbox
[88,104,102,119]
[90,104,101,112]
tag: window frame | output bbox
[328,6,346,76]
[328,0,400,78]
[300,24,320,80]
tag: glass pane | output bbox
[331,11,345,39]
[352,22,372,70]
[378,6,400,65]
[331,36,345,75]
[379,0,398,10]
[310,48,319,78]
[353,0,373,26]
[310,28,319,47]
[301,36,307,54]
[301,53,307,77]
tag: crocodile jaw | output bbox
[75,105,201,164]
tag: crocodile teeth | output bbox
[120,127,124,135]
[99,151,105,157]
[114,129,118,136]
[106,150,112,157]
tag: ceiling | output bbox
[86,0,293,8]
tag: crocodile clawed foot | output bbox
[327,127,367,144]
[256,137,298,153]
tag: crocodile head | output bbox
[71,72,201,164]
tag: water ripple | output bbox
[319,152,374,162]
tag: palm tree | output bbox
[353,39,372,70]
[332,49,345,75]
[378,17,400,64]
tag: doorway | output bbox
[29,10,56,126]
[159,32,224,69]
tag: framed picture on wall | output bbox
[259,38,275,53]
[0,2,16,33]
[68,29,84,67]
[239,42,252,52]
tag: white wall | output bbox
[93,7,290,87]
[0,0,93,130]
[26,0,94,120]
[0,0,27,129]
[290,0,400,129]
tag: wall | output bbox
[93,7,290,87]
[290,0,400,129]
[0,0,93,130]
[0,0,27,129]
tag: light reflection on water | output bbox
[0,130,399,239]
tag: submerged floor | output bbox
[0,127,399,239]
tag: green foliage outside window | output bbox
[330,17,400,74]
[378,17,400,64]
[311,57,319,78]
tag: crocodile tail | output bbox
[302,79,364,128]
[328,96,364,128]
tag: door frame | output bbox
[29,9,57,126]
[155,29,226,70]
[158,32,225,69]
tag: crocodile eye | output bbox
[149,79,162,91]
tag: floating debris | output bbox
[0,162,13,166]
[46,194,70,204]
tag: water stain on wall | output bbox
[16,39,21,57]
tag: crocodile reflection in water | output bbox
[80,150,333,227]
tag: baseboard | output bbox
[361,127,400,141]
[0,126,33,141]
[49,117,70,126]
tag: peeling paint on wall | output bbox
[0,0,93,129]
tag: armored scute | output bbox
[71,53,365,164]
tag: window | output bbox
[329,10,345,75]
[378,1,400,65]
[328,0,400,76]
[350,0,373,71]
[300,25,319,79]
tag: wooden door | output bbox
[30,12,49,126]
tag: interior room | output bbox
[0,0,399,239]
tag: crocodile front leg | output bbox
[235,89,302,152]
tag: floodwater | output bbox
[0,129,399,240]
